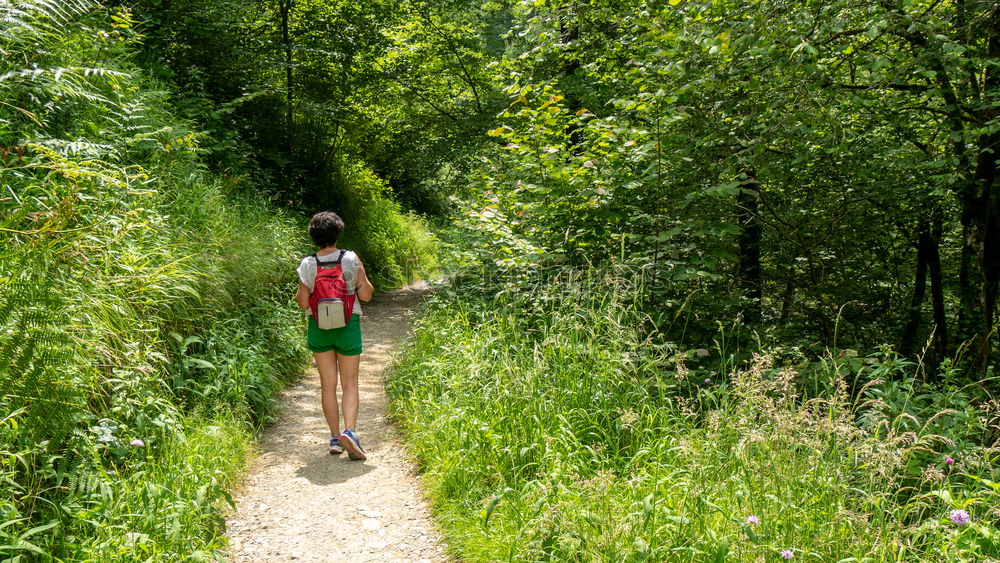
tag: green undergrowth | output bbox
[0,152,307,559]
[387,269,1000,562]
[1,2,442,559]
[1,3,298,560]
[334,161,440,290]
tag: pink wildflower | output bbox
[780,550,794,559]
[129,439,145,447]
[950,509,970,525]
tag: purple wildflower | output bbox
[129,439,145,447]
[704,377,712,383]
[950,509,970,525]
[746,514,759,524]
[945,457,955,465]
[780,550,794,559]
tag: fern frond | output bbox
[0,0,95,48]
[0,67,123,112]
[105,104,153,136]
[0,66,126,85]
[32,137,115,158]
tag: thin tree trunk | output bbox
[900,222,929,356]
[928,211,948,365]
[280,0,294,155]
[736,173,762,325]
[558,4,583,148]
[779,270,795,323]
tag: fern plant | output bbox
[0,1,309,559]
[0,0,131,152]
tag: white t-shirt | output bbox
[297,250,362,316]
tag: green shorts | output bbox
[307,313,363,355]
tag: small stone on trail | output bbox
[362,518,381,531]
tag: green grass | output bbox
[387,270,1000,562]
[55,413,253,561]
[0,152,309,560]
[1,3,442,559]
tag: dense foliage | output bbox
[0,0,434,559]
[0,2,307,558]
[386,0,1000,560]
[139,0,1000,378]
[4,0,999,558]
[458,0,1000,380]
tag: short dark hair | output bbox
[308,211,344,247]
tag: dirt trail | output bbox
[226,283,448,562]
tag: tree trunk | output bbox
[959,12,1000,379]
[967,127,1000,377]
[736,173,762,325]
[558,4,583,148]
[900,222,929,356]
[279,0,294,154]
[928,211,948,365]
[779,269,795,323]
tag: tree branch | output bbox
[833,82,930,92]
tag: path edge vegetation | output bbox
[0,2,437,560]
[386,267,1000,562]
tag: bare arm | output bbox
[356,261,374,302]
[295,281,311,312]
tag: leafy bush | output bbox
[335,160,439,290]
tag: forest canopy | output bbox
[130,0,1000,378]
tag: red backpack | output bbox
[308,250,357,329]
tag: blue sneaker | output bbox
[338,429,366,460]
[329,437,344,455]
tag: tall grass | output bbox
[0,149,308,560]
[2,2,439,559]
[387,268,1000,561]
[0,3,311,559]
[335,161,439,289]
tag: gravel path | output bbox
[226,283,449,562]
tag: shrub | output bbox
[334,160,439,289]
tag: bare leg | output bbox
[338,353,361,430]
[314,350,340,436]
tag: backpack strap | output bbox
[313,250,346,267]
